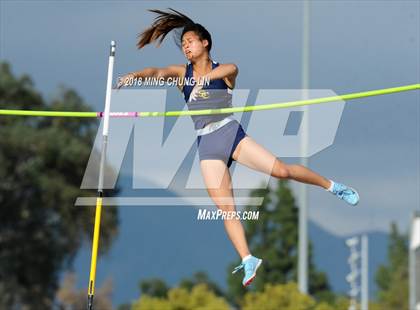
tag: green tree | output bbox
[242,282,337,310]
[138,271,224,299]
[56,272,113,310]
[179,271,225,297]
[140,278,170,298]
[131,272,225,309]
[132,284,230,310]
[227,180,331,305]
[375,222,409,310]
[0,62,119,308]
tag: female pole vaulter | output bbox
[118,8,359,287]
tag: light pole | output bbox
[298,0,310,294]
[361,235,369,310]
[346,236,360,310]
[346,234,369,310]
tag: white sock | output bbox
[242,254,252,263]
[326,180,335,192]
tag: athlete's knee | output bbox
[208,193,235,211]
[272,161,290,179]
[215,204,235,212]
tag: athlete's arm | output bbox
[202,63,238,89]
[117,65,185,88]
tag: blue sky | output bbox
[1,0,419,304]
[1,0,418,234]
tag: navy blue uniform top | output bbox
[182,60,233,130]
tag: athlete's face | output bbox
[181,31,208,61]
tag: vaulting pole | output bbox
[87,40,115,310]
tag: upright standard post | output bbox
[87,40,116,310]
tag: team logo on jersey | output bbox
[188,88,210,103]
[197,89,210,99]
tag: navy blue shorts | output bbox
[196,120,247,168]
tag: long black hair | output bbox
[137,8,212,53]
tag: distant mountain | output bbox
[68,175,389,307]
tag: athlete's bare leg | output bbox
[200,159,250,259]
[232,136,331,189]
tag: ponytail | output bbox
[137,8,212,52]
